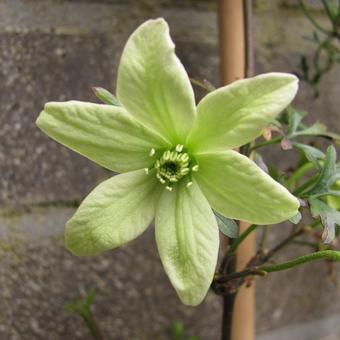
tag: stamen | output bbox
[192,164,199,172]
[175,144,184,152]
[144,168,149,175]
[149,148,156,157]
[152,147,197,189]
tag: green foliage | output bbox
[214,211,239,238]
[171,321,200,340]
[310,197,340,243]
[64,292,104,340]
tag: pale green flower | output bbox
[36,18,300,305]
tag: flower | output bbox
[36,18,299,306]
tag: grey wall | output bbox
[1,0,339,339]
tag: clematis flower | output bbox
[36,18,300,305]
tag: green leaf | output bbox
[187,73,298,153]
[36,101,171,173]
[92,87,121,106]
[171,321,184,340]
[293,142,325,167]
[327,180,340,210]
[66,170,162,256]
[293,122,340,142]
[155,180,219,306]
[64,291,95,316]
[214,211,239,238]
[194,150,300,224]
[309,197,340,243]
[289,211,302,224]
[286,106,307,136]
[117,18,196,144]
[304,146,337,197]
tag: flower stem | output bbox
[248,136,282,152]
[228,224,257,255]
[261,250,340,272]
[215,250,340,283]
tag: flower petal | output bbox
[188,73,298,152]
[195,150,300,224]
[117,18,196,144]
[36,101,170,173]
[66,170,162,256]
[155,180,219,306]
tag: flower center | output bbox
[145,145,199,191]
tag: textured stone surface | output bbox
[0,32,114,206]
[258,312,340,340]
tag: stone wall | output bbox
[1,0,339,339]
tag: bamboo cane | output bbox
[218,1,255,340]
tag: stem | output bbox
[285,162,314,190]
[292,174,319,196]
[222,294,236,340]
[248,136,282,152]
[261,250,340,272]
[215,250,340,283]
[81,311,106,340]
[228,224,257,255]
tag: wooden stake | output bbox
[218,1,255,340]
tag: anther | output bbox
[166,185,173,191]
[149,148,156,157]
[144,168,149,175]
[192,164,199,172]
[186,181,193,188]
[175,144,184,152]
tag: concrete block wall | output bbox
[1,0,339,339]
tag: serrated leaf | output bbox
[289,211,302,224]
[304,146,337,197]
[214,211,239,238]
[293,142,325,167]
[309,198,340,243]
[286,106,307,136]
[92,87,121,106]
[293,122,340,142]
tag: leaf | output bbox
[304,146,337,197]
[171,321,184,340]
[289,211,302,224]
[92,87,121,106]
[309,197,340,243]
[214,211,239,238]
[293,122,340,142]
[64,291,95,316]
[286,106,307,137]
[293,142,325,167]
